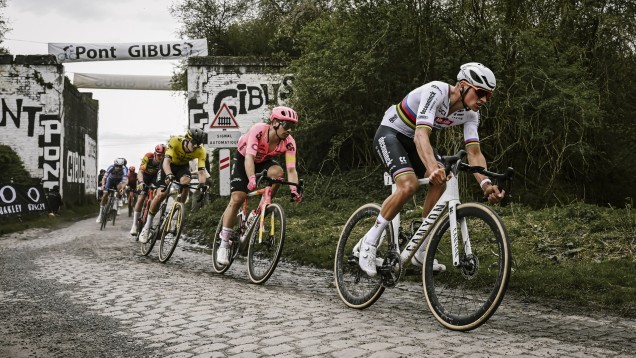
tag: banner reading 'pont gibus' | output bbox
[48,39,208,63]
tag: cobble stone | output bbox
[0,219,635,357]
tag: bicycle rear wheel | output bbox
[158,202,185,263]
[247,204,285,284]
[140,201,165,256]
[423,202,511,331]
[211,213,243,273]
[334,203,393,309]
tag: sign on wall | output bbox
[0,184,48,216]
[48,39,208,63]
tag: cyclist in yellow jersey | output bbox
[138,129,209,243]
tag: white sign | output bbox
[206,130,241,148]
[48,39,208,63]
[219,149,231,196]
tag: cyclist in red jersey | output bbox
[129,144,165,236]
[215,106,303,265]
[358,63,506,277]
[126,166,137,210]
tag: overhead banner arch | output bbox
[73,73,173,91]
[48,39,208,63]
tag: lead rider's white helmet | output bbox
[457,62,496,91]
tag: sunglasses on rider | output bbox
[278,120,295,130]
[465,83,493,100]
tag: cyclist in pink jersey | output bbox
[358,63,506,277]
[216,106,303,265]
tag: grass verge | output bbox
[188,168,635,317]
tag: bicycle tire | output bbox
[211,213,243,273]
[99,203,108,231]
[422,202,511,331]
[140,200,166,256]
[158,202,185,263]
[247,203,285,284]
[334,203,393,309]
[110,203,117,226]
[99,198,113,230]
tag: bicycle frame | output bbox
[238,186,273,246]
[386,174,466,268]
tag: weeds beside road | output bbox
[4,171,634,318]
[189,170,636,318]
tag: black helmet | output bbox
[186,128,207,145]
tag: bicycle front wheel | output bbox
[334,203,393,309]
[247,204,285,284]
[423,202,511,331]
[99,205,108,231]
[158,202,185,263]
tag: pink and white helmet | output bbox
[270,106,298,123]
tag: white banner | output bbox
[48,39,208,63]
[73,73,173,90]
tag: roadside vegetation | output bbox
[186,169,636,318]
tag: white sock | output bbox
[220,227,233,248]
[363,214,389,247]
[132,211,140,227]
[144,214,155,229]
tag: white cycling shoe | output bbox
[411,253,446,272]
[138,228,150,243]
[216,247,231,265]
[358,240,378,277]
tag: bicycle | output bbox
[211,172,303,284]
[157,181,206,263]
[137,184,166,256]
[99,188,120,230]
[334,149,514,331]
[127,188,137,217]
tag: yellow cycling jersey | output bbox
[165,136,206,168]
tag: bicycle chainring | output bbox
[379,250,403,288]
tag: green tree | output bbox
[0,0,10,54]
[0,145,35,184]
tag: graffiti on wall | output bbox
[188,73,294,133]
[0,98,61,189]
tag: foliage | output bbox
[0,145,36,184]
[171,0,636,206]
[185,169,635,317]
[0,0,9,54]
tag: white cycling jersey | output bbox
[380,81,481,146]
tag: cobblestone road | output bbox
[0,215,634,357]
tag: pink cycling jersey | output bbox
[237,123,297,169]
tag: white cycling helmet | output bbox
[114,158,126,166]
[457,62,496,91]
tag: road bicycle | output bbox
[127,188,137,217]
[211,172,303,284]
[99,188,120,230]
[334,149,514,331]
[157,181,206,263]
[138,184,165,256]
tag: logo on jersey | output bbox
[420,92,436,114]
[435,117,454,126]
[399,156,407,164]
[286,142,295,152]
[388,114,398,123]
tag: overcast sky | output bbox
[4,0,189,171]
